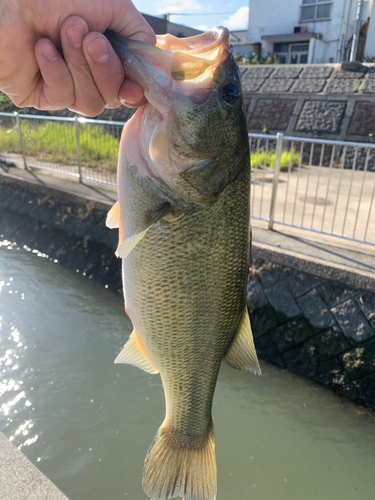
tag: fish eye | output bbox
[221,83,240,105]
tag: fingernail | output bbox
[41,42,59,62]
[87,38,111,63]
[66,25,86,48]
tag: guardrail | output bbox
[0,112,123,185]
[250,132,375,246]
[1,112,374,246]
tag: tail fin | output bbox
[142,422,216,500]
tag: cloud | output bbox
[195,24,211,32]
[156,0,203,15]
[222,6,249,30]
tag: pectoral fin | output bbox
[114,329,159,374]
[116,226,152,259]
[225,307,261,375]
[115,203,171,259]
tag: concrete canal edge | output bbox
[0,432,69,500]
[0,164,375,417]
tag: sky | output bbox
[132,0,250,32]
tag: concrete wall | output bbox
[1,171,374,411]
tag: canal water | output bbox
[0,237,374,500]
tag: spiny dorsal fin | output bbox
[106,201,120,229]
[114,329,159,374]
[225,306,261,375]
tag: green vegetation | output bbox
[353,81,362,93]
[233,53,251,65]
[0,120,119,169]
[249,52,279,65]
[233,52,279,65]
[250,148,300,171]
[0,93,20,114]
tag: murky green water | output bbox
[1,238,375,500]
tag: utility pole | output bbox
[350,0,364,61]
[337,0,348,62]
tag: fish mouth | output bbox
[106,27,230,111]
[156,27,230,82]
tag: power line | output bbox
[163,12,236,16]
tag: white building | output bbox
[228,30,253,58]
[247,0,375,64]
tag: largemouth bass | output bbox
[105,27,261,500]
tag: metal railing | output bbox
[1,113,374,246]
[0,112,123,185]
[250,132,375,246]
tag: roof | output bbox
[229,32,242,42]
[141,12,202,37]
[261,32,320,42]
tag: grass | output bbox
[0,111,301,173]
[0,120,120,169]
[251,148,300,171]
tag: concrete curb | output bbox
[252,242,375,293]
[0,432,69,500]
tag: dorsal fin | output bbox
[114,329,159,374]
[224,306,261,375]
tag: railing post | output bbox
[268,132,283,230]
[14,112,27,170]
[75,117,82,183]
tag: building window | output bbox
[290,44,309,63]
[274,42,309,64]
[274,43,289,64]
[300,0,332,22]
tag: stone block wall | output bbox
[248,258,375,410]
[239,63,375,143]
[1,174,374,410]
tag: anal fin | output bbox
[115,329,159,375]
[225,306,261,375]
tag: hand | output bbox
[0,0,156,116]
